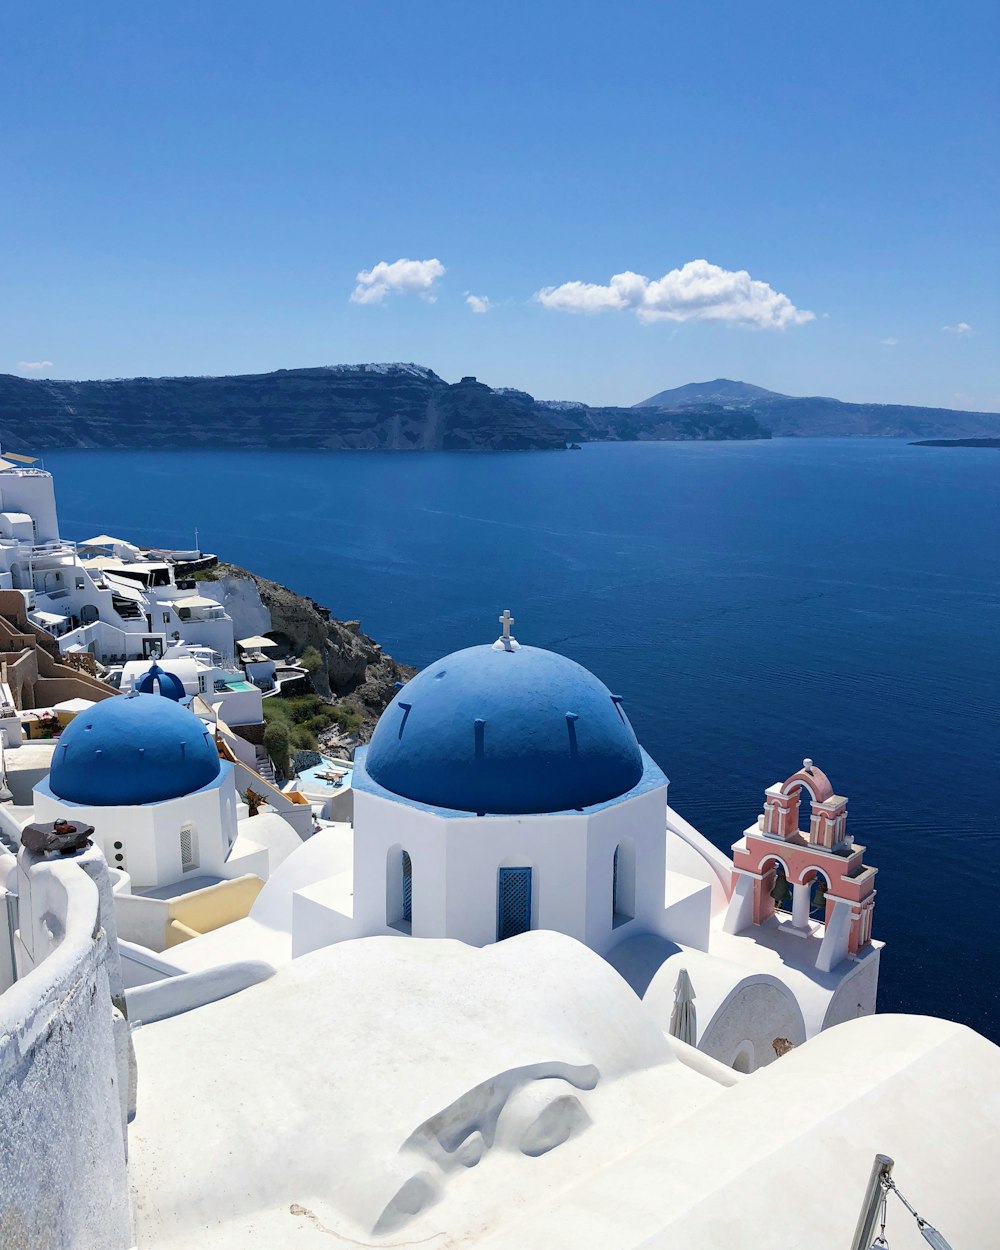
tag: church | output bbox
[267,610,881,1069]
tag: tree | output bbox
[262,720,291,782]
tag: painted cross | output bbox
[498,609,515,639]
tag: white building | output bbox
[31,691,265,888]
[117,643,266,728]
[0,452,238,664]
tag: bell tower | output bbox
[723,760,877,972]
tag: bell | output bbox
[769,866,789,906]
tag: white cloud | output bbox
[465,293,491,314]
[350,257,445,305]
[942,321,973,335]
[17,360,53,371]
[535,259,814,329]
[880,337,898,347]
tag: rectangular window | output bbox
[180,824,198,872]
[497,867,532,941]
[163,613,170,624]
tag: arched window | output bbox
[612,838,635,927]
[497,866,532,941]
[401,850,412,924]
[732,1042,754,1074]
[386,844,412,932]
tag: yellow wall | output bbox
[164,875,264,947]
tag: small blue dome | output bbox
[135,662,186,701]
[365,644,644,814]
[50,694,221,806]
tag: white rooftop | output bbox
[127,931,1000,1250]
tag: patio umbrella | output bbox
[668,967,697,1046]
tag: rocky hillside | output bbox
[0,365,571,452]
[214,562,415,739]
[5,364,992,448]
[574,405,770,442]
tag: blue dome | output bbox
[50,693,222,806]
[135,662,186,701]
[365,644,644,814]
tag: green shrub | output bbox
[300,645,323,674]
[291,725,318,751]
[262,692,360,743]
[330,703,363,734]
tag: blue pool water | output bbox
[296,759,353,790]
[41,439,1000,1040]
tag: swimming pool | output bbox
[295,757,354,791]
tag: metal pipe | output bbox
[850,1154,894,1250]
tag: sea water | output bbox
[42,439,1000,1040]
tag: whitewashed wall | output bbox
[0,847,132,1249]
[33,765,240,890]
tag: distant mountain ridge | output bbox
[0,366,995,451]
[632,378,1000,439]
[636,379,785,408]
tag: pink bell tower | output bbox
[723,760,877,972]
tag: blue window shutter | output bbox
[497,867,532,941]
[401,851,412,923]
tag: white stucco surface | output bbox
[474,1013,1000,1250]
[232,810,303,874]
[126,929,1000,1250]
[128,932,718,1248]
[704,913,882,1035]
[160,823,353,973]
[214,575,271,643]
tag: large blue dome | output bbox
[50,693,222,806]
[364,644,644,814]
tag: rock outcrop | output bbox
[214,563,414,738]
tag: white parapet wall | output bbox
[0,843,133,1250]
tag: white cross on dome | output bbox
[492,608,520,652]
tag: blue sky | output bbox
[3,1,997,408]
